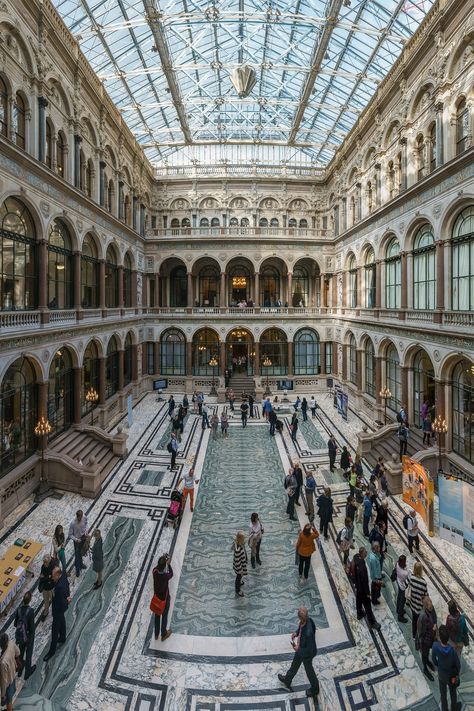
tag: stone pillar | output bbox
[254,272,259,306]
[155,273,160,307]
[132,196,138,231]
[98,357,106,405]
[220,272,226,307]
[131,344,138,382]
[356,267,362,308]
[74,134,82,188]
[320,273,326,307]
[400,251,408,310]
[342,344,348,381]
[287,272,292,306]
[356,349,363,391]
[73,251,81,315]
[142,275,148,309]
[320,341,326,375]
[118,181,124,220]
[287,340,293,376]
[435,239,445,322]
[375,356,383,406]
[73,367,82,424]
[435,101,444,167]
[254,341,260,376]
[341,197,347,232]
[99,260,106,310]
[140,204,146,236]
[187,272,193,307]
[220,340,226,376]
[38,97,48,163]
[117,265,124,309]
[99,161,106,207]
[118,350,125,391]
[400,137,408,190]
[38,240,48,319]
[332,342,338,376]
[401,366,409,418]
[131,270,138,308]
[375,260,382,309]
[154,342,160,374]
[186,341,193,376]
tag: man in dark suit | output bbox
[328,434,337,472]
[43,566,71,662]
[248,394,254,418]
[352,547,381,631]
[278,607,320,701]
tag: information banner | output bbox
[341,393,348,421]
[438,476,474,555]
[402,456,434,536]
[333,384,342,410]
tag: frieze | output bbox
[0,319,140,350]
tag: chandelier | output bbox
[232,276,247,288]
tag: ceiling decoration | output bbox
[53,0,436,167]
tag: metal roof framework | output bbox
[52,0,436,167]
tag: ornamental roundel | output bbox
[399,341,405,351]
[41,349,50,363]
[433,349,441,362]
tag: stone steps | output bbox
[49,429,119,478]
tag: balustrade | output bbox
[0,311,40,329]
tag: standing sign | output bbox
[438,476,474,555]
[402,456,434,536]
[127,394,133,428]
[341,393,348,421]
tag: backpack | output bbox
[336,528,343,546]
[368,528,377,544]
[167,442,173,453]
[396,411,402,423]
[15,607,29,645]
[402,514,410,530]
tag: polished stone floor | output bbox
[0,392,471,711]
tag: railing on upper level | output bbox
[145,226,330,240]
[154,163,326,180]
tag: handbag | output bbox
[150,592,168,616]
[405,581,412,604]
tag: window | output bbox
[413,224,436,309]
[56,132,66,177]
[13,94,26,150]
[48,219,73,309]
[106,336,119,398]
[146,342,154,375]
[192,328,219,375]
[123,253,132,308]
[364,248,376,308]
[45,119,53,168]
[292,265,309,307]
[294,329,320,375]
[325,342,333,374]
[1,357,37,475]
[260,328,288,375]
[416,135,425,180]
[270,218,279,229]
[456,99,469,156]
[299,219,308,229]
[259,218,268,228]
[82,341,100,416]
[260,265,281,306]
[348,255,357,308]
[199,217,209,228]
[81,234,99,308]
[348,334,357,385]
[452,207,474,311]
[107,179,114,214]
[86,160,94,198]
[0,77,8,136]
[385,238,401,308]
[386,344,401,411]
[452,359,474,464]
[288,218,297,228]
[429,123,436,172]
[105,245,119,308]
[123,333,133,386]
[198,265,219,306]
[412,350,435,427]
[0,197,37,310]
[161,329,186,375]
[48,348,74,438]
[170,265,187,307]
[210,217,220,227]
[364,339,375,397]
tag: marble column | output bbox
[287,272,292,306]
[99,161,106,206]
[320,341,326,375]
[220,272,226,307]
[98,357,106,406]
[155,273,160,307]
[131,270,138,308]
[332,342,338,376]
[118,350,125,391]
[320,273,326,307]
[38,239,48,323]
[341,197,347,232]
[254,272,259,306]
[186,341,193,376]
[287,341,293,376]
[131,344,138,381]
[73,367,82,424]
[435,101,444,167]
[254,341,260,376]
[154,342,160,374]
[73,251,81,313]
[118,181,124,220]
[38,97,48,163]
[375,356,383,406]
[99,260,106,311]
[141,275,148,309]
[220,341,226,376]
[400,137,408,190]
[187,272,193,307]
[435,239,445,323]
[132,196,138,231]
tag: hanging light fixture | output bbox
[230,65,257,97]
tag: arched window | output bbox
[105,245,119,308]
[412,350,435,427]
[364,248,376,308]
[385,344,401,411]
[292,265,309,307]
[229,217,239,228]
[364,339,375,396]
[1,357,38,474]
[348,334,357,385]
[416,135,425,180]
[123,253,132,308]
[48,219,73,309]
[452,207,474,311]
[81,234,99,308]
[288,218,297,228]
[299,219,308,229]
[260,328,288,375]
[241,217,249,227]
[171,218,180,234]
[456,99,469,156]
[452,359,474,464]
[413,224,435,309]
[198,265,220,306]
[86,160,94,198]
[169,265,187,307]
[107,179,114,214]
[192,328,219,375]
[123,333,133,386]
[259,217,268,228]
[161,329,186,375]
[82,341,100,416]
[13,93,26,150]
[45,119,53,169]
[182,217,191,229]
[429,123,436,173]
[294,329,320,375]
[56,132,66,178]
[106,336,119,398]
[348,254,357,308]
[0,77,8,136]
[48,348,74,437]
[385,238,401,308]
[260,265,281,306]
[0,197,37,311]
[270,218,279,229]
[228,264,251,304]
[210,217,220,227]
[199,217,209,228]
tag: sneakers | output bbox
[161,630,172,642]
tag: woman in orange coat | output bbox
[296,523,319,582]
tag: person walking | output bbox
[340,446,352,479]
[309,396,317,418]
[51,524,66,571]
[197,391,204,415]
[167,395,175,418]
[304,470,316,520]
[248,513,264,568]
[406,508,420,554]
[67,510,88,578]
[169,432,178,470]
[354,478,365,524]
[278,607,320,700]
[363,490,373,537]
[416,596,437,680]
[301,398,308,422]
[201,403,210,429]
[349,465,358,495]
[337,517,354,565]
[293,461,303,506]
[368,520,387,568]
[422,415,433,446]
[262,397,272,420]
[226,388,234,412]
[367,542,383,605]
[345,494,357,525]
[406,561,429,640]
[151,554,173,642]
[394,554,409,622]
[43,567,71,662]
[240,399,249,428]
[91,529,104,589]
[232,531,248,597]
[269,408,277,436]
[248,393,255,418]
[294,396,301,412]
[316,487,333,539]
[14,591,35,680]
[285,467,298,521]
[327,434,337,472]
[375,499,389,533]
[220,411,229,438]
[398,421,409,459]
[432,624,462,711]
[182,394,189,415]
[290,413,298,443]
[210,412,219,439]
[352,548,381,630]
[0,633,20,711]
[38,554,55,621]
[178,467,200,513]
[446,599,469,657]
[295,523,319,582]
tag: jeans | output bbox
[356,591,377,625]
[298,554,311,579]
[284,652,320,695]
[291,429,297,442]
[56,547,66,571]
[269,421,275,436]
[235,574,243,594]
[170,450,177,469]
[202,413,210,428]
[399,440,408,457]
[48,612,66,655]
[306,490,314,518]
[396,587,406,619]
[319,518,329,537]
[408,534,420,554]
[286,494,296,519]
[241,414,247,428]
[363,515,371,537]
[329,454,336,471]
[439,678,459,711]
[302,410,308,421]
[73,540,84,576]
[295,485,301,505]
[18,639,34,678]
[154,594,170,638]
[310,407,316,418]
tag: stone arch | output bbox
[46,343,80,374]
[0,22,35,74]
[438,194,474,239]
[403,216,436,251]
[82,337,104,362]
[0,352,44,384]
[46,213,80,252]
[382,119,401,149]
[0,191,44,241]
[408,82,436,121]
[447,29,474,81]
[106,331,124,351]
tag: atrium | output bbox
[0,0,473,709]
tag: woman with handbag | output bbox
[406,561,428,640]
[446,599,469,657]
[295,523,319,582]
[232,531,248,597]
[416,596,437,680]
[0,633,20,711]
[151,555,173,642]
[51,524,66,572]
[248,513,264,568]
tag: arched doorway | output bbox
[412,350,435,427]
[226,329,255,375]
[0,356,38,474]
[260,328,288,375]
[161,329,186,375]
[452,359,474,464]
[192,328,219,375]
[294,328,320,374]
[82,340,100,417]
[48,348,74,437]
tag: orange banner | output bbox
[402,456,434,536]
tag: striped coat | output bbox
[406,573,428,614]
[232,542,248,576]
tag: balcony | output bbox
[146,306,328,317]
[154,163,326,181]
[145,226,330,240]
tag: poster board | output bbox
[438,476,474,555]
[402,456,434,536]
[341,393,348,421]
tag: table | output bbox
[0,538,43,614]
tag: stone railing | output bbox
[406,310,435,322]
[154,163,326,180]
[82,309,102,320]
[0,311,40,330]
[49,310,76,324]
[443,311,474,327]
[146,226,330,240]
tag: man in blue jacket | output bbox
[432,624,462,711]
[278,607,320,702]
[43,567,71,662]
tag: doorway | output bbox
[226,330,255,374]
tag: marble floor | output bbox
[0,392,472,711]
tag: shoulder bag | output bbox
[404,577,412,604]
[150,591,168,616]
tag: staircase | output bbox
[363,422,430,471]
[228,372,256,398]
[49,429,120,480]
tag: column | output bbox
[140,204,146,236]
[320,341,326,375]
[38,97,48,163]
[117,265,124,309]
[435,239,445,322]
[74,134,82,188]
[155,273,160,307]
[132,196,138,231]
[98,356,106,405]
[332,342,338,376]
[400,138,408,191]
[73,251,81,313]
[320,273,326,307]
[375,163,381,207]
[186,341,193,376]
[356,349,363,391]
[375,260,382,310]
[287,340,293,376]
[142,275,148,309]
[73,367,82,424]
[220,340,226,377]
[187,272,193,308]
[131,344,139,381]
[154,342,160,374]
[220,272,226,307]
[400,366,409,415]
[131,270,138,308]
[254,341,260,376]
[99,161,106,207]
[38,240,48,318]
[287,272,292,306]
[435,101,444,167]
[99,260,106,310]
[118,181,124,220]
[400,251,408,311]
[356,267,362,308]
[375,356,383,406]
[118,350,125,391]
[254,272,259,306]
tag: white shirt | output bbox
[406,515,418,537]
[309,398,316,409]
[396,564,409,590]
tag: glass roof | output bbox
[53,0,436,167]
